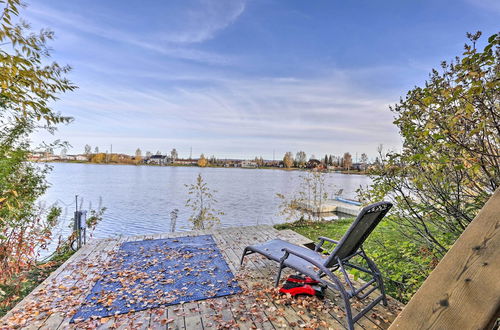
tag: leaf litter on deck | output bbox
[1,235,402,330]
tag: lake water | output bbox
[41,163,372,241]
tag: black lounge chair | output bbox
[240,201,392,330]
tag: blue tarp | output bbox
[71,235,241,322]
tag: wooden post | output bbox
[389,189,500,329]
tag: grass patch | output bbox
[0,248,75,317]
[275,217,436,303]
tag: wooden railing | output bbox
[389,189,500,329]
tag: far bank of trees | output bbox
[279,150,366,171]
[74,146,371,171]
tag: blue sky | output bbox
[27,0,499,160]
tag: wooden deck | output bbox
[2,225,403,329]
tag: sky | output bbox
[26,0,500,160]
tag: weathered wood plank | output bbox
[210,229,274,329]
[55,236,126,329]
[389,189,500,330]
[3,225,403,329]
[33,239,116,329]
[221,226,330,328]
[212,228,289,329]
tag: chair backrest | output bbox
[324,201,392,267]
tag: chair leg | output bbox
[275,263,284,287]
[323,269,355,330]
[275,251,290,287]
[343,292,355,330]
[362,251,388,306]
[378,273,388,306]
[240,248,252,265]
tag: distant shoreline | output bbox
[36,160,368,175]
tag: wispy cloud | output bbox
[465,0,500,13]
[155,0,246,44]
[43,70,400,159]
[26,1,245,65]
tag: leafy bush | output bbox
[276,170,329,222]
[360,32,499,259]
[0,0,76,312]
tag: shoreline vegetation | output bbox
[0,248,75,318]
[29,149,371,173]
[37,159,369,175]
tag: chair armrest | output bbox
[315,236,339,251]
[280,248,329,274]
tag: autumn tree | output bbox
[283,151,294,168]
[91,153,105,163]
[135,148,142,164]
[363,32,499,257]
[94,146,99,154]
[295,151,307,167]
[342,152,352,170]
[197,154,208,167]
[170,148,178,161]
[0,0,76,297]
[253,156,264,167]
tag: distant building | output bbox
[241,160,258,168]
[327,165,341,171]
[307,159,321,169]
[75,155,89,161]
[351,163,368,171]
[28,152,45,161]
[263,160,279,167]
[147,154,169,165]
[173,159,198,166]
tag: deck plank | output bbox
[219,226,321,328]
[211,229,279,329]
[2,225,403,329]
[56,236,127,329]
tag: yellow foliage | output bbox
[197,154,208,167]
[91,153,106,163]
